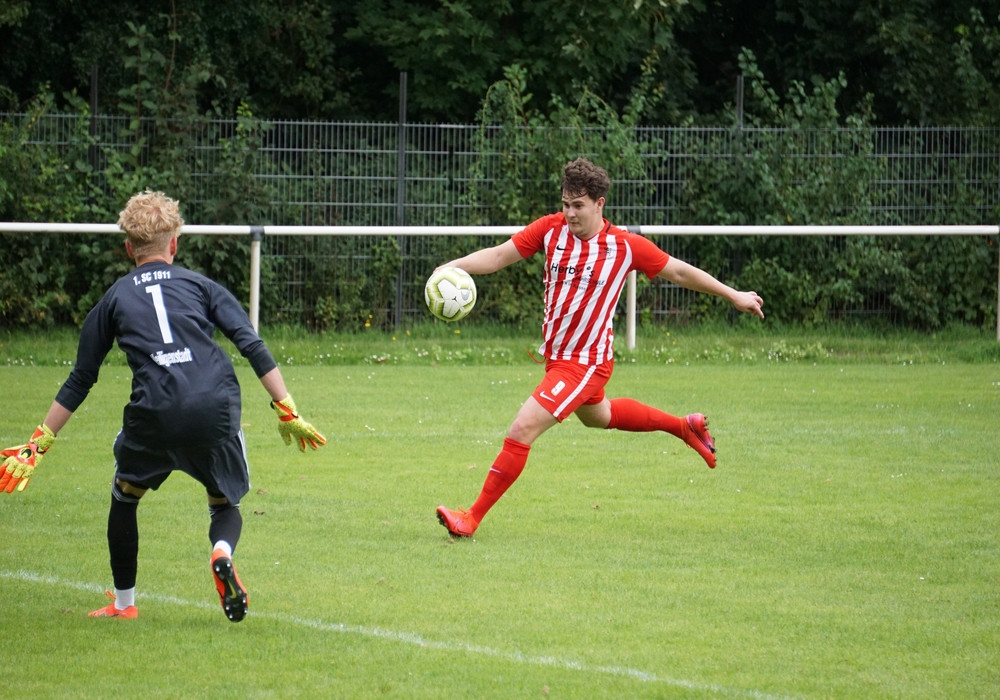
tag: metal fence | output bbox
[253,122,999,326]
[6,113,1000,327]
[249,123,1000,227]
[12,114,1000,225]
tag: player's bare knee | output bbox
[577,414,604,428]
[507,417,536,443]
[575,403,611,429]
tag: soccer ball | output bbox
[424,267,477,322]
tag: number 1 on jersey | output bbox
[146,284,175,344]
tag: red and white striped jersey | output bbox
[512,213,669,365]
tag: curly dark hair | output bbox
[560,158,610,201]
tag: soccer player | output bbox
[435,158,765,538]
[0,190,327,622]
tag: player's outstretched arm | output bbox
[439,240,524,276]
[657,258,764,319]
[259,368,327,452]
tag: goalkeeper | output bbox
[1,190,326,622]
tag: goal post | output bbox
[2,223,998,341]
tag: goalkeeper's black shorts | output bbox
[111,429,251,505]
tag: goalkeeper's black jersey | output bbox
[56,261,277,449]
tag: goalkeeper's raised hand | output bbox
[271,396,326,451]
[0,424,56,493]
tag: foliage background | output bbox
[1,1,999,332]
[3,0,1000,126]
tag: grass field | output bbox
[0,326,998,698]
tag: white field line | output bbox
[3,568,795,700]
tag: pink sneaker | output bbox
[684,414,716,468]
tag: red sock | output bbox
[607,397,684,437]
[469,437,531,522]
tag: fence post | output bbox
[626,270,637,351]
[249,226,264,332]
[394,71,408,330]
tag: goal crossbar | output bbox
[3,223,998,342]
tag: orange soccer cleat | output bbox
[211,548,249,622]
[88,590,138,619]
[436,505,479,537]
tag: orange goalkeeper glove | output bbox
[270,395,326,451]
[0,424,56,493]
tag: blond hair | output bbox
[117,190,184,258]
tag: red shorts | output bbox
[531,359,613,421]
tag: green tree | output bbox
[675,0,1000,125]
[0,0,355,119]
[347,0,692,123]
[3,0,1000,125]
